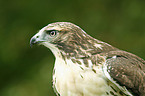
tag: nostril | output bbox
[36,35,39,38]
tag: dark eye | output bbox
[46,30,57,37]
[50,31,56,36]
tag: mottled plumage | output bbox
[30,22,145,96]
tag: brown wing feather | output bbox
[103,51,145,96]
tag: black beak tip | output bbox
[30,37,37,47]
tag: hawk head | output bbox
[31,22,84,50]
[30,22,116,60]
[30,22,107,58]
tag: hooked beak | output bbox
[30,37,37,47]
[30,36,46,47]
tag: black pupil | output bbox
[50,31,55,36]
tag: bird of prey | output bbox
[30,22,145,96]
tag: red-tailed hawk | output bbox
[30,22,145,96]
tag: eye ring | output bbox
[49,31,56,36]
[46,30,57,37]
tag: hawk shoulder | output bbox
[101,50,145,96]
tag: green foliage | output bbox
[0,0,145,96]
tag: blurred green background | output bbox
[0,0,145,96]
